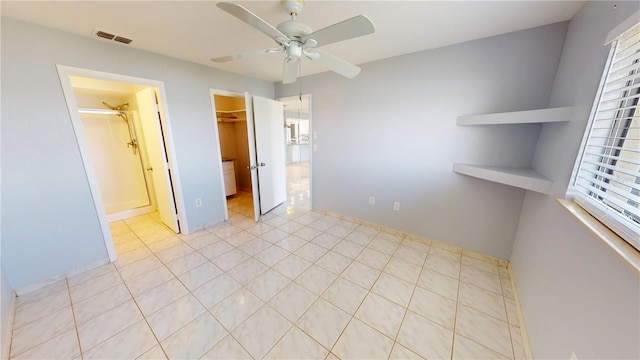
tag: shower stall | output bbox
[78,103,154,221]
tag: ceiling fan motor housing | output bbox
[276,20,311,40]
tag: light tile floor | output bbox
[8,163,527,359]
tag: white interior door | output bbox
[244,92,261,221]
[136,88,180,232]
[253,95,286,215]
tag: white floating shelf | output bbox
[453,163,553,194]
[457,106,573,126]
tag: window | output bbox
[569,22,640,251]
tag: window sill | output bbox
[557,198,640,274]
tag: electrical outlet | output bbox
[313,131,318,139]
[369,196,375,205]
[195,198,202,207]
[313,144,318,152]
[393,202,400,211]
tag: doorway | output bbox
[279,95,312,209]
[58,66,184,261]
[73,84,156,222]
[213,93,255,220]
[211,90,287,222]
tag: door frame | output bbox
[57,65,187,261]
[252,95,286,215]
[210,88,248,221]
[277,94,313,208]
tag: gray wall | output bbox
[277,22,568,259]
[1,17,274,289]
[511,1,640,359]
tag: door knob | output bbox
[259,162,266,167]
[146,167,153,171]
[248,165,257,170]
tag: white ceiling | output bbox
[2,1,585,83]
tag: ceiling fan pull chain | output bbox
[299,59,303,101]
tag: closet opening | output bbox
[213,93,255,220]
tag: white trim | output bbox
[605,9,640,44]
[15,257,111,296]
[14,273,65,297]
[508,263,534,360]
[55,66,187,248]
[210,88,250,222]
[61,257,110,279]
[558,199,640,274]
[56,65,117,262]
[153,86,189,234]
[106,205,155,222]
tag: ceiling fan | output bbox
[212,0,375,84]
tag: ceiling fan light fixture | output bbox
[286,41,302,61]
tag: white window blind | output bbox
[570,22,640,250]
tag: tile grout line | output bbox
[135,223,252,358]
[173,203,320,357]
[455,257,520,359]
[264,222,375,357]
[65,277,84,360]
[387,238,432,360]
[266,227,365,356]
[55,186,515,360]
[502,266,518,360]
[112,218,191,359]
[324,233,403,357]
[449,249,464,360]
[111,261,171,359]
[211,201,318,358]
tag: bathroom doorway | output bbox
[58,66,183,261]
[74,91,155,222]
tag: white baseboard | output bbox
[64,257,110,279]
[509,263,534,359]
[15,273,65,297]
[314,207,510,265]
[15,257,110,296]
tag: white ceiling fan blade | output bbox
[211,48,281,63]
[282,60,298,84]
[303,15,375,48]
[310,50,361,79]
[217,2,289,43]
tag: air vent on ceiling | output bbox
[95,31,115,40]
[94,29,133,45]
[114,36,132,44]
